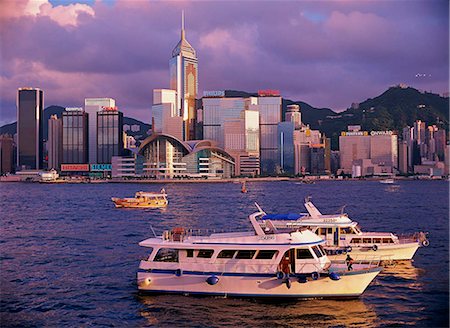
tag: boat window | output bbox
[144,247,154,260]
[235,250,256,259]
[351,238,361,244]
[312,246,324,258]
[373,238,381,244]
[317,228,326,235]
[296,248,314,259]
[255,250,278,259]
[362,238,372,244]
[186,249,194,258]
[318,245,326,255]
[217,250,236,259]
[197,249,214,258]
[154,248,179,262]
[339,227,352,234]
[382,238,394,244]
[327,228,333,234]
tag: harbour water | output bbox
[1,180,448,327]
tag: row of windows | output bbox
[152,247,326,263]
[153,249,279,262]
[316,227,355,235]
[351,238,394,244]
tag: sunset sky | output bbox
[0,0,448,126]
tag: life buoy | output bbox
[372,245,378,251]
[347,246,352,252]
[175,269,183,277]
[311,272,320,280]
[276,271,285,280]
[206,275,219,285]
[329,272,340,281]
[422,239,430,247]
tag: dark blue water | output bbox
[1,180,448,327]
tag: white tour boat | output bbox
[258,199,429,262]
[137,206,382,298]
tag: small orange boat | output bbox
[112,189,168,208]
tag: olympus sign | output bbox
[203,90,225,97]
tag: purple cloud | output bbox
[0,0,448,126]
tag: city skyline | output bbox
[1,0,449,127]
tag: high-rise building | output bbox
[84,98,116,164]
[223,110,260,176]
[277,122,295,175]
[152,89,183,140]
[97,107,124,164]
[17,87,44,170]
[285,104,301,130]
[48,115,62,170]
[203,91,281,175]
[0,135,15,174]
[169,12,198,141]
[339,129,397,175]
[255,92,282,175]
[62,108,89,164]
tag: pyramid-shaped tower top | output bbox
[172,10,197,59]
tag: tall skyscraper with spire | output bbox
[169,11,198,141]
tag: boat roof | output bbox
[139,229,324,248]
[262,213,306,221]
[135,191,167,197]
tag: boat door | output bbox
[333,228,339,246]
[280,250,295,275]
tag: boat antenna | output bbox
[340,205,346,214]
[150,225,157,237]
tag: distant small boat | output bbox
[112,188,168,208]
[380,178,395,184]
[241,181,248,193]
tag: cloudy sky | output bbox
[1,0,448,126]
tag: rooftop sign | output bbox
[341,131,369,136]
[101,106,118,111]
[61,164,90,172]
[203,91,225,97]
[91,164,112,171]
[370,131,394,136]
[258,89,280,97]
[65,107,84,112]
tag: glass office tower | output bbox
[169,12,198,141]
[62,108,89,164]
[97,108,124,164]
[17,87,44,170]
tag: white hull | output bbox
[137,268,381,298]
[327,243,420,261]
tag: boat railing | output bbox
[162,227,252,242]
[396,231,428,244]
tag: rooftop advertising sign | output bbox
[370,131,394,136]
[61,164,90,172]
[341,131,369,136]
[101,106,118,111]
[90,164,112,171]
[65,107,84,112]
[203,91,225,97]
[258,89,280,97]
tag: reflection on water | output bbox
[138,295,378,328]
[384,184,401,193]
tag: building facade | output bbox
[169,13,198,141]
[138,134,235,179]
[152,89,183,140]
[62,108,89,164]
[48,115,62,170]
[0,135,15,174]
[17,87,44,170]
[97,107,124,164]
[84,98,116,164]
